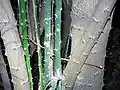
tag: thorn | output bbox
[1,36,6,40]
[10,66,20,71]
[20,23,23,26]
[91,50,97,54]
[77,76,84,81]
[23,37,45,48]
[93,17,100,23]
[61,58,69,61]
[11,79,16,85]
[24,48,27,51]
[65,84,71,88]
[84,63,103,70]
[104,7,110,12]
[82,39,85,44]
[21,79,29,85]
[73,60,80,64]
[89,35,96,40]
[83,53,89,56]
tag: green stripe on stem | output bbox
[55,0,62,89]
[44,0,51,88]
[18,0,33,90]
[32,0,44,89]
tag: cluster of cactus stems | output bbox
[18,0,62,90]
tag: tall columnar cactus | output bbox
[18,0,33,90]
[55,0,62,89]
[44,0,51,88]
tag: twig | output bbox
[23,37,45,48]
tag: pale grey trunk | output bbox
[64,0,116,90]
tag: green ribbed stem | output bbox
[32,0,44,89]
[18,0,33,90]
[55,0,62,89]
[44,0,51,89]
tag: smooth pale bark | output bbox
[64,0,116,90]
